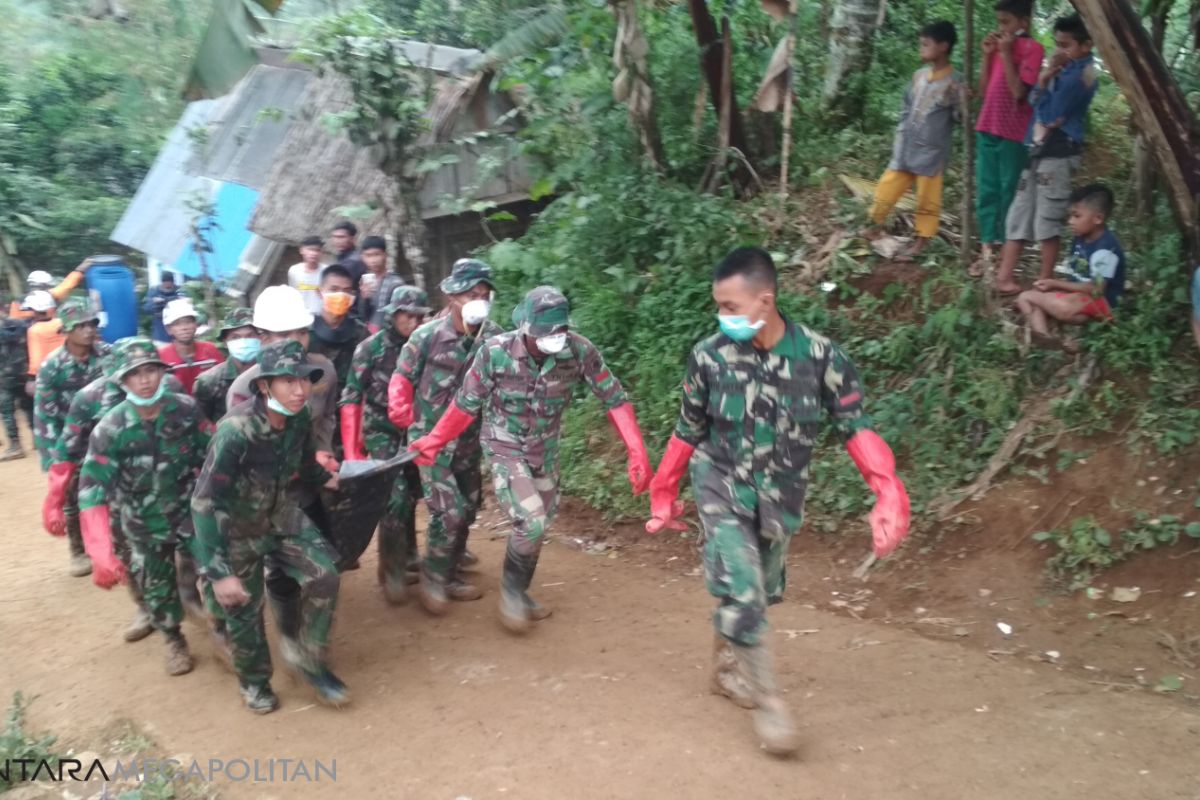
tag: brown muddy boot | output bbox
[0,443,25,461]
[68,554,92,577]
[381,571,408,605]
[240,682,279,715]
[497,547,536,634]
[417,569,449,616]
[446,579,482,602]
[526,596,552,621]
[123,608,154,643]
[165,634,194,676]
[711,634,756,710]
[731,643,800,757]
[66,516,92,577]
[458,548,479,572]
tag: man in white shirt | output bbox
[287,236,327,315]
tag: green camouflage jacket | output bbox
[190,397,331,580]
[33,343,111,468]
[340,327,409,453]
[54,373,186,466]
[394,315,504,448]
[455,331,627,468]
[78,392,209,540]
[676,320,872,540]
[193,357,247,424]
[225,352,338,453]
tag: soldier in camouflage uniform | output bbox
[0,296,32,460]
[35,300,111,577]
[644,248,910,756]
[192,340,347,714]
[194,308,259,424]
[412,287,651,632]
[77,338,210,676]
[52,349,187,643]
[388,259,503,613]
[340,286,431,603]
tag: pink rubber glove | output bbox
[387,373,415,429]
[845,430,911,557]
[644,435,694,534]
[80,505,126,589]
[409,403,476,467]
[43,461,77,537]
[339,404,367,461]
[607,404,652,495]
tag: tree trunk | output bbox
[960,0,976,267]
[381,178,426,289]
[822,0,885,118]
[687,0,756,192]
[611,0,666,172]
[1071,0,1200,258]
[1132,9,1168,221]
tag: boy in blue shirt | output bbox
[1016,184,1125,351]
[995,14,1098,295]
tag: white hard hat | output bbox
[27,270,53,287]
[24,290,56,313]
[253,285,314,332]
[163,298,199,326]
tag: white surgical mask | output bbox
[266,392,298,417]
[227,338,261,363]
[125,382,166,408]
[461,298,491,326]
[536,333,568,354]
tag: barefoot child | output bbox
[1016,184,1125,350]
[866,21,964,262]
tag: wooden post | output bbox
[960,0,975,267]
[778,1,798,200]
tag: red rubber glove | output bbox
[43,461,77,537]
[846,430,911,557]
[409,403,476,466]
[339,404,367,461]
[644,435,695,534]
[607,404,652,495]
[315,450,340,475]
[387,373,415,429]
[80,505,126,589]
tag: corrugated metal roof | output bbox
[190,64,312,189]
[110,100,221,265]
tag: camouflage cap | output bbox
[440,258,493,295]
[256,339,324,391]
[58,299,101,332]
[110,337,167,381]
[218,307,256,339]
[513,285,571,336]
[383,285,432,316]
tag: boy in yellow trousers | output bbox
[865,22,965,262]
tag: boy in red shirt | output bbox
[973,0,1044,274]
[157,299,224,394]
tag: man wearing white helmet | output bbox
[23,291,65,379]
[157,298,224,394]
[7,258,94,320]
[224,285,340,654]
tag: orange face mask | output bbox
[323,292,354,317]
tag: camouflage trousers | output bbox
[367,434,420,584]
[111,513,149,613]
[492,456,560,601]
[126,530,186,637]
[205,525,340,689]
[0,383,32,445]
[418,442,482,586]
[697,481,793,648]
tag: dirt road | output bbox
[3,449,1199,800]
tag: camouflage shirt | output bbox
[395,316,504,451]
[193,357,248,424]
[340,327,408,452]
[309,315,369,388]
[225,352,338,453]
[0,317,30,389]
[190,398,331,580]
[78,392,209,539]
[54,373,186,467]
[455,331,627,468]
[675,320,872,540]
[33,343,111,468]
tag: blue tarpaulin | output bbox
[172,182,259,281]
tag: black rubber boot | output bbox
[498,545,538,634]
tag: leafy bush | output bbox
[1,692,60,792]
[1035,513,1200,590]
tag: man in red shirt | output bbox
[157,299,223,394]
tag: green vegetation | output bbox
[1,693,60,792]
[1034,513,1200,590]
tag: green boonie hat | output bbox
[58,299,101,332]
[110,337,167,381]
[218,307,255,339]
[440,258,493,295]
[384,285,432,316]
[256,340,323,392]
[514,285,571,337]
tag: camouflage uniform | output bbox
[193,307,256,424]
[340,287,430,585]
[0,312,32,452]
[395,275,503,590]
[191,341,340,692]
[78,348,209,641]
[33,301,109,562]
[455,293,628,609]
[674,320,871,647]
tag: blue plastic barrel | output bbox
[85,256,138,343]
